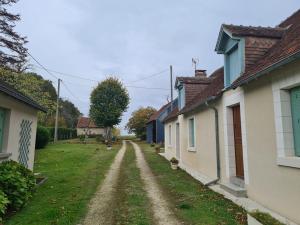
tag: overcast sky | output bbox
[12,1,299,134]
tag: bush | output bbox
[0,161,36,211]
[95,135,104,143]
[79,135,85,142]
[35,126,50,149]
[0,190,9,222]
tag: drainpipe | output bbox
[204,101,221,186]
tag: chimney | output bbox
[195,69,207,77]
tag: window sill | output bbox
[277,157,300,169]
[187,147,196,152]
[0,153,12,160]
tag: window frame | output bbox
[188,117,196,151]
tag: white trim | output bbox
[223,89,250,184]
[272,72,300,168]
[168,124,172,147]
[187,116,196,152]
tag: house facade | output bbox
[76,117,105,136]
[0,80,46,170]
[146,99,177,144]
[163,10,300,224]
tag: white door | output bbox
[176,123,180,159]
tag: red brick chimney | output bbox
[195,69,207,77]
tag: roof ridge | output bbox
[223,24,286,31]
[278,9,300,27]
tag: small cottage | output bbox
[76,117,105,136]
[0,80,46,170]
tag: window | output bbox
[168,125,172,146]
[188,118,195,148]
[291,86,300,157]
[0,108,5,153]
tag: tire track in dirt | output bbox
[82,141,126,225]
[131,141,182,225]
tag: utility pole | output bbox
[170,65,173,111]
[54,78,61,142]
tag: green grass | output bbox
[5,142,119,225]
[113,142,153,225]
[140,143,247,225]
[251,211,284,225]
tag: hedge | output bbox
[35,126,50,149]
[46,127,77,141]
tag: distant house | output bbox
[76,117,105,136]
[146,99,177,144]
[0,80,46,170]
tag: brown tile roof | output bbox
[176,76,211,85]
[77,117,100,128]
[180,67,224,114]
[223,24,286,39]
[163,107,179,123]
[147,102,171,123]
[232,9,300,87]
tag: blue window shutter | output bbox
[291,87,300,156]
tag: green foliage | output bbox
[79,135,85,142]
[250,211,284,225]
[35,126,50,149]
[46,127,77,141]
[0,161,36,211]
[0,190,9,222]
[59,99,82,128]
[95,135,105,143]
[90,77,130,129]
[126,106,157,140]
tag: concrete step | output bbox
[220,182,247,198]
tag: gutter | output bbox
[204,101,221,186]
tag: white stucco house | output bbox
[76,117,105,136]
[0,80,46,170]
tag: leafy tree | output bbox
[90,77,129,142]
[59,99,81,128]
[0,0,28,71]
[126,106,157,140]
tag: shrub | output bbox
[0,190,9,222]
[35,126,50,149]
[79,135,85,142]
[0,161,36,211]
[46,127,77,141]
[170,157,179,164]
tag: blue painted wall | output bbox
[146,122,153,143]
[146,99,178,144]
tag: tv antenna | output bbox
[192,58,199,70]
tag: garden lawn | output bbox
[113,142,153,225]
[5,142,119,225]
[140,143,247,225]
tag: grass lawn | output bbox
[113,142,153,225]
[140,142,247,225]
[5,142,119,225]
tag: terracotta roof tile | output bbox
[147,102,171,123]
[77,117,100,128]
[232,9,300,87]
[180,67,224,114]
[223,24,286,39]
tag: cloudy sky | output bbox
[12,1,299,134]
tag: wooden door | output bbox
[232,105,244,179]
[291,87,300,156]
[176,123,180,159]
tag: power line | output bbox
[128,69,169,83]
[27,52,59,80]
[61,80,89,103]
[32,64,170,91]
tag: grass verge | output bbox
[5,142,119,225]
[250,211,284,225]
[140,142,247,225]
[113,142,153,225]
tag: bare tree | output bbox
[0,0,27,71]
